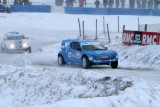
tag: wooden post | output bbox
[83,21,85,40]
[103,16,105,34]
[96,19,98,40]
[78,18,81,37]
[118,16,119,33]
[138,17,140,31]
[107,24,110,43]
[145,24,147,32]
[123,25,125,31]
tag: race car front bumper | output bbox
[89,56,118,65]
[5,47,30,53]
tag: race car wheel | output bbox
[111,61,118,69]
[82,56,91,69]
[28,47,32,53]
[58,55,65,66]
[1,45,4,53]
[1,47,4,53]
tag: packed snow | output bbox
[0,13,160,107]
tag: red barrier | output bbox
[122,30,160,46]
[158,33,160,45]
[141,32,159,45]
[122,30,134,45]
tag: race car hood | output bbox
[84,49,118,57]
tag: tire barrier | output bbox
[122,30,160,46]
[65,7,160,16]
[0,5,51,13]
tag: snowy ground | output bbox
[0,13,160,107]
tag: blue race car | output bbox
[58,39,118,69]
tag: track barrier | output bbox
[122,30,160,46]
[0,5,51,12]
[65,7,160,16]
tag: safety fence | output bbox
[122,30,160,46]
[65,7,160,16]
[0,5,51,12]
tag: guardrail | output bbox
[0,5,51,12]
[65,7,160,16]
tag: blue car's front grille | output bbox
[100,55,116,60]
[100,58,110,60]
[15,40,22,49]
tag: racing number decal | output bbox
[76,52,81,59]
[68,52,71,57]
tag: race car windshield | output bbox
[82,44,106,51]
[7,36,25,40]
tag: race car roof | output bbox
[6,32,23,37]
[62,39,97,44]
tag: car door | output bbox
[67,42,82,65]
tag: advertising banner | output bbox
[141,32,159,45]
[122,30,135,45]
[158,33,160,45]
[123,30,160,46]
[134,31,142,45]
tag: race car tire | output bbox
[27,47,32,53]
[1,45,4,53]
[1,47,3,53]
[3,46,8,53]
[58,55,65,66]
[82,56,91,69]
[111,61,118,69]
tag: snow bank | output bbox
[0,64,159,107]
[0,64,131,106]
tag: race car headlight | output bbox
[92,55,98,60]
[10,44,15,49]
[22,43,28,48]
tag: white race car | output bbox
[1,32,31,53]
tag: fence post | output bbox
[145,24,147,32]
[78,18,81,37]
[103,16,105,34]
[96,19,98,40]
[123,25,125,31]
[138,17,140,31]
[83,21,85,40]
[118,16,119,33]
[107,24,110,43]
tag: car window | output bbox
[71,42,81,51]
[7,36,25,40]
[82,44,106,51]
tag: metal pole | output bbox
[83,21,84,40]
[96,19,97,40]
[123,25,125,31]
[107,24,110,43]
[103,16,105,34]
[78,18,81,37]
[118,16,119,33]
[138,17,140,31]
[145,24,147,32]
